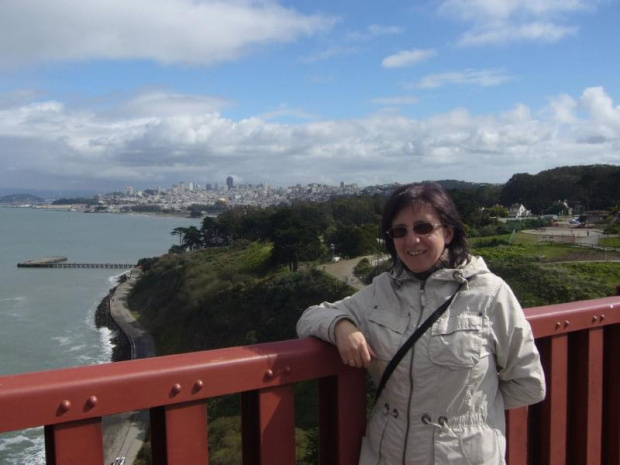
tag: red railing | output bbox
[1,295,620,465]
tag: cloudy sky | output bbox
[1,0,619,192]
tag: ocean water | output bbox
[0,207,199,464]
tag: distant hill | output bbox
[0,193,45,204]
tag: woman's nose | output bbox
[405,230,421,243]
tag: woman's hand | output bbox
[334,319,375,368]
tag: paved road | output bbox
[321,255,387,289]
[103,274,154,465]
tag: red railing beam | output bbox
[0,338,343,434]
[526,296,620,338]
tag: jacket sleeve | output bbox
[296,285,373,344]
[491,281,546,409]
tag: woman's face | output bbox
[390,203,454,274]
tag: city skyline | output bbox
[1,0,619,192]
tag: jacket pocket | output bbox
[458,426,504,465]
[428,313,483,368]
[434,425,504,465]
[367,309,408,361]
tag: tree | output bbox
[170,227,186,246]
[182,226,203,251]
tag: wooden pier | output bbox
[17,257,135,269]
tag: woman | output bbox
[297,182,545,465]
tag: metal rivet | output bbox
[171,383,182,395]
[86,396,98,408]
[601,314,606,321]
[59,400,71,412]
[564,320,570,327]
[592,316,598,323]
[284,366,292,375]
[555,322,561,330]
[193,380,204,392]
[265,369,274,379]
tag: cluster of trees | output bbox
[167,164,620,267]
[500,164,620,214]
[170,197,385,269]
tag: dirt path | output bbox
[320,255,387,290]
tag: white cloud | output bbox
[542,94,578,123]
[0,87,618,190]
[370,96,419,105]
[458,22,578,46]
[122,91,233,117]
[410,69,513,89]
[382,49,437,68]
[0,0,336,68]
[437,0,591,46]
[346,24,404,41]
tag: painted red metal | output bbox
[505,408,528,465]
[538,334,569,465]
[44,418,104,465]
[603,325,620,464]
[258,385,296,464]
[0,296,619,464]
[569,328,604,464]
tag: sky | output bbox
[1,0,619,193]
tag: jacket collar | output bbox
[390,254,489,285]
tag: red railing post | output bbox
[318,368,366,465]
[149,401,209,465]
[569,328,604,464]
[44,418,104,465]
[505,407,528,465]
[538,335,569,465]
[603,325,620,464]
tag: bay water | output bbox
[0,207,199,464]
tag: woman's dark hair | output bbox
[381,182,470,269]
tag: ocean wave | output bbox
[51,336,72,347]
[0,296,26,302]
[99,327,116,360]
[108,271,130,285]
[0,429,45,465]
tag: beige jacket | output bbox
[297,256,545,465]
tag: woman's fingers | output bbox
[334,320,374,368]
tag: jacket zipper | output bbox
[402,280,426,464]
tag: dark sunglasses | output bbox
[386,222,444,239]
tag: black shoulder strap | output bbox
[374,280,467,403]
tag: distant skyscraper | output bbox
[226,176,234,189]
[125,186,134,196]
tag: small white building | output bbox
[508,203,530,218]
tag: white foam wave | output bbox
[51,336,72,346]
[0,296,26,302]
[0,429,45,464]
[98,327,116,361]
[108,271,130,285]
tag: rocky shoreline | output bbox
[95,284,132,362]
